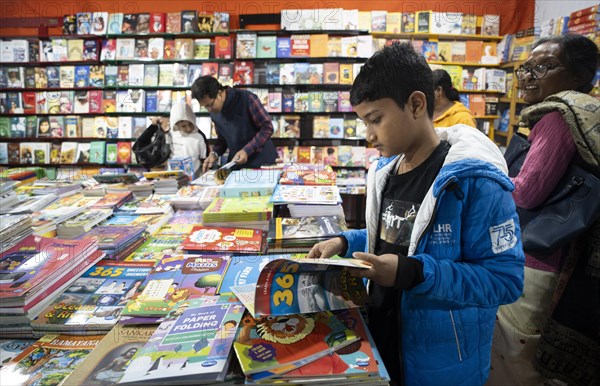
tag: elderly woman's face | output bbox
[519,42,580,104]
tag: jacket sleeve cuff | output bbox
[395,254,425,290]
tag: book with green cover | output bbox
[202,196,273,223]
[121,254,230,318]
[89,141,105,164]
[123,234,187,263]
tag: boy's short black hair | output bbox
[350,42,435,118]
[191,75,225,101]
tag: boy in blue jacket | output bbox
[307,42,524,385]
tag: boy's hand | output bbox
[349,252,398,287]
[233,149,248,164]
[307,237,345,259]
[202,152,218,173]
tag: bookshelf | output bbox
[495,60,526,145]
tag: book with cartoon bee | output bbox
[31,260,154,336]
[119,295,245,385]
[228,257,369,318]
[121,254,230,319]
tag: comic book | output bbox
[278,164,337,186]
[122,234,186,263]
[0,334,102,386]
[31,260,154,333]
[119,296,244,384]
[121,254,230,318]
[229,257,369,317]
[61,324,156,386]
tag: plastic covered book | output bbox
[230,257,368,317]
[268,216,348,243]
[61,324,156,386]
[123,234,186,263]
[220,169,281,198]
[31,260,154,333]
[233,310,360,379]
[279,164,337,186]
[182,226,267,254]
[0,334,102,386]
[119,296,245,385]
[0,235,99,305]
[202,196,273,223]
[270,185,343,205]
[121,254,230,318]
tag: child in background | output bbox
[155,101,209,178]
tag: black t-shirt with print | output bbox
[370,140,450,385]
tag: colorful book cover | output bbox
[401,12,415,32]
[121,254,230,317]
[236,33,257,59]
[89,141,105,163]
[197,13,214,33]
[117,142,132,164]
[180,10,198,33]
[271,185,342,205]
[0,334,102,386]
[123,234,186,263]
[0,236,98,300]
[233,311,360,377]
[290,34,310,57]
[276,37,291,58]
[182,226,266,254]
[31,260,154,331]
[257,36,277,59]
[233,61,254,86]
[214,36,232,59]
[166,12,181,33]
[60,324,156,386]
[279,166,337,186]
[119,296,244,384]
[150,13,165,33]
[193,38,211,60]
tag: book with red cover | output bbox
[182,226,267,254]
[290,34,310,57]
[233,60,254,85]
[0,235,99,305]
[297,146,311,163]
[117,141,131,163]
[215,36,232,59]
[88,90,103,113]
[163,39,176,60]
[150,13,165,33]
[22,92,36,114]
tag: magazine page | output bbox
[231,258,369,317]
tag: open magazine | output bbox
[230,257,369,317]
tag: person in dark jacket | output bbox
[191,76,277,171]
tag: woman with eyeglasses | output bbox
[488,34,600,386]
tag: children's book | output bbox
[0,340,34,368]
[60,324,156,386]
[233,310,360,379]
[182,226,267,254]
[119,296,244,384]
[202,196,273,224]
[271,185,342,205]
[0,334,102,386]
[230,257,368,317]
[123,234,186,263]
[121,254,230,317]
[279,165,337,186]
[31,260,154,333]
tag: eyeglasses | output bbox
[202,92,220,110]
[515,64,565,81]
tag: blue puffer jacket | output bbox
[342,125,525,386]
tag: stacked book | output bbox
[29,193,103,237]
[30,181,82,196]
[0,235,103,338]
[0,194,57,214]
[101,212,173,236]
[182,226,268,254]
[220,169,281,198]
[56,208,113,239]
[90,191,133,210]
[267,215,348,253]
[115,196,173,215]
[144,170,190,195]
[202,196,274,230]
[0,214,33,253]
[31,259,155,337]
[278,163,337,186]
[79,225,147,260]
[168,185,209,209]
[0,180,20,208]
[271,185,344,217]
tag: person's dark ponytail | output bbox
[433,69,460,102]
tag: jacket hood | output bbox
[169,102,198,131]
[433,125,513,196]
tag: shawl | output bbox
[519,90,600,386]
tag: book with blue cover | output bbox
[119,295,244,385]
[220,169,281,198]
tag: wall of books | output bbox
[0,7,514,187]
